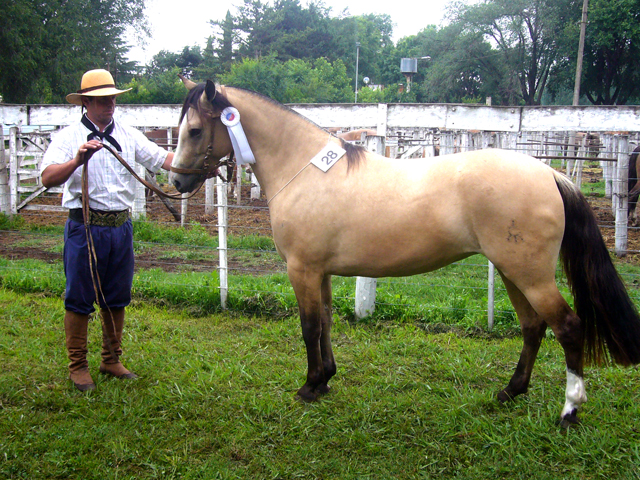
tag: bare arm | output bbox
[161,152,174,171]
[41,140,104,189]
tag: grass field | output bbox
[2,289,640,479]
[2,205,640,479]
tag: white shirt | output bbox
[41,115,168,211]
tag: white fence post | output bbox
[0,128,8,215]
[216,176,229,309]
[355,277,377,320]
[615,135,629,256]
[251,172,261,200]
[132,161,146,220]
[9,127,18,215]
[487,261,495,330]
[205,177,216,215]
[180,193,188,226]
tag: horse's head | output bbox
[169,78,234,193]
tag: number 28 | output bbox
[322,150,338,164]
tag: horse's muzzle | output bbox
[169,171,203,194]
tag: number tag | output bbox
[310,143,346,172]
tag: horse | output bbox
[168,79,640,427]
[628,146,640,225]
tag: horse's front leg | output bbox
[288,266,334,402]
[316,274,336,395]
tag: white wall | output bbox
[3,103,640,133]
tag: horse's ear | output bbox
[178,74,197,91]
[197,80,219,115]
[204,80,217,102]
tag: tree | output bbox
[0,0,147,103]
[218,11,235,68]
[192,37,223,82]
[147,47,203,77]
[219,54,352,103]
[118,67,186,104]
[580,0,640,104]
[454,0,578,105]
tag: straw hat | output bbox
[66,69,132,105]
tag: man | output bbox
[41,69,174,392]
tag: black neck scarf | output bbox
[81,114,122,152]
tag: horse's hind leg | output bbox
[510,279,588,426]
[497,274,548,402]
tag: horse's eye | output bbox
[189,128,202,138]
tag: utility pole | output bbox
[573,0,589,106]
[355,42,360,103]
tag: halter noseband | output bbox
[169,144,218,175]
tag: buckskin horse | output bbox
[168,79,640,427]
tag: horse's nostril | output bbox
[173,179,182,191]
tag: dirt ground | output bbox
[0,184,278,273]
[2,170,640,271]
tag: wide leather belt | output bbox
[68,208,130,227]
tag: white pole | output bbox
[180,192,188,227]
[0,128,9,215]
[205,177,215,215]
[487,261,495,330]
[216,176,228,309]
[250,172,260,200]
[355,42,360,103]
[9,127,18,215]
[355,277,377,320]
[615,135,629,256]
[132,161,146,220]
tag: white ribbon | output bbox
[220,107,255,165]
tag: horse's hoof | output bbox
[558,410,581,430]
[315,384,331,395]
[497,389,514,403]
[296,386,318,403]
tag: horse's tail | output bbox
[554,171,640,366]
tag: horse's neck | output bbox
[225,88,331,201]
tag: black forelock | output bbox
[179,83,233,124]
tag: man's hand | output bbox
[42,140,104,189]
[76,140,103,165]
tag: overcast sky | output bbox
[126,0,454,65]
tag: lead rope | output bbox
[82,143,228,361]
[81,162,118,362]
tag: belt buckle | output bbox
[89,210,128,227]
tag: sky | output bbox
[126,0,453,65]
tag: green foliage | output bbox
[0,213,26,230]
[453,0,578,105]
[118,67,187,104]
[219,55,352,103]
[580,0,640,104]
[0,0,147,103]
[6,0,640,107]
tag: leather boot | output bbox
[99,308,138,379]
[64,310,96,392]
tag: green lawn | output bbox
[2,289,639,479]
